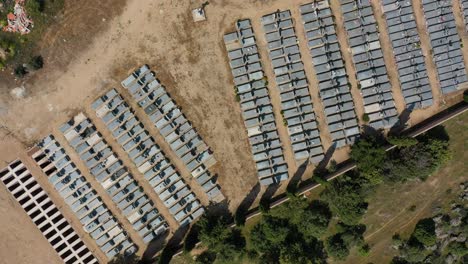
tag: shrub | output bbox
[14,65,28,78]
[328,159,337,172]
[464,90,468,103]
[30,55,44,70]
[325,234,350,260]
[412,218,436,246]
[320,174,368,225]
[358,243,371,256]
[392,233,403,248]
[447,241,468,256]
[362,113,370,123]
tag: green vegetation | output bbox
[411,218,436,246]
[391,181,468,263]
[362,113,369,122]
[350,136,386,185]
[387,135,418,147]
[325,223,366,260]
[464,90,468,103]
[196,213,246,263]
[320,173,368,225]
[249,197,328,263]
[383,137,451,182]
[170,123,458,264]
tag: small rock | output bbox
[445,254,454,264]
[451,205,462,214]
[450,217,461,227]
[433,214,443,223]
[456,234,466,243]
[10,86,26,99]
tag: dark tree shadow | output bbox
[418,125,450,142]
[141,201,231,263]
[389,108,412,135]
[235,183,261,226]
[259,183,281,211]
[315,144,336,172]
[139,228,172,263]
[286,158,309,194]
[360,125,386,145]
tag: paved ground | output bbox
[0,0,467,263]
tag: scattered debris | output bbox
[3,0,34,35]
[192,2,209,22]
[191,8,206,22]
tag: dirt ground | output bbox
[0,0,467,263]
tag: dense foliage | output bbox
[411,218,436,246]
[196,213,246,263]
[350,132,451,184]
[383,138,451,182]
[324,223,366,260]
[320,173,368,225]
[349,136,386,185]
[248,197,330,263]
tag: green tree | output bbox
[195,251,216,263]
[392,233,403,248]
[294,201,332,239]
[358,243,371,257]
[321,174,368,225]
[350,137,386,185]
[399,238,428,262]
[250,216,290,253]
[325,234,349,260]
[249,212,327,263]
[426,139,451,168]
[197,214,245,262]
[268,196,309,223]
[412,218,436,246]
[383,138,451,182]
[447,241,468,256]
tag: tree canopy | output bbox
[412,218,436,246]
[320,174,368,225]
[249,197,329,263]
[196,213,246,263]
[350,136,386,185]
